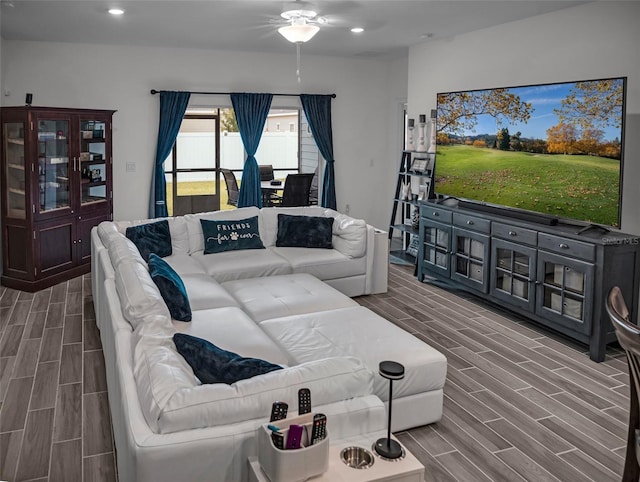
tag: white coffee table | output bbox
[248,432,424,482]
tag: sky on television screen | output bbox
[458,81,621,141]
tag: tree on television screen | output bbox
[436,89,532,135]
[548,80,624,159]
[555,79,624,131]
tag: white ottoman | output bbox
[259,306,447,431]
[222,273,357,322]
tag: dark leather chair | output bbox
[259,165,281,206]
[279,173,314,207]
[606,286,640,482]
[259,165,274,182]
[221,169,239,207]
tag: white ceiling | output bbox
[1,0,590,58]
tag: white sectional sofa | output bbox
[91,206,447,482]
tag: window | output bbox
[165,107,320,213]
[258,108,320,192]
[164,108,224,215]
[256,109,308,181]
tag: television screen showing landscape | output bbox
[435,77,626,227]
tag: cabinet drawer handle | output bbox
[467,220,474,225]
[432,212,439,216]
[559,243,569,249]
[509,231,517,236]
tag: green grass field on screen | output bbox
[434,145,621,226]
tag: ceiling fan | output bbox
[267,1,348,82]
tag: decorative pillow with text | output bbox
[201,216,264,254]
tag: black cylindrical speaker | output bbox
[25,93,33,106]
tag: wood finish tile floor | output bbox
[0,275,116,482]
[0,264,630,481]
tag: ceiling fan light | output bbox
[278,24,320,43]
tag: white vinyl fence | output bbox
[172,132,301,181]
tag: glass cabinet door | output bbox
[490,238,536,311]
[419,220,451,278]
[451,227,490,292]
[37,118,70,215]
[78,118,108,207]
[536,251,594,334]
[3,121,27,219]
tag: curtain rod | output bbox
[150,89,336,98]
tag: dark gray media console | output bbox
[417,198,640,362]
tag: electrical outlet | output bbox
[345,204,350,214]
[126,162,136,172]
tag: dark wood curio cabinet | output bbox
[1,106,115,291]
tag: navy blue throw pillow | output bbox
[148,253,191,321]
[201,216,264,254]
[276,214,334,249]
[125,220,172,262]
[173,333,283,384]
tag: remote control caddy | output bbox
[258,392,329,482]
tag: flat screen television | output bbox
[434,77,626,228]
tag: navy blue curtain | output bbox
[300,94,335,210]
[231,93,273,208]
[150,91,190,218]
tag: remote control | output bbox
[298,388,312,415]
[269,401,288,422]
[286,424,304,450]
[310,413,327,445]
[271,431,284,450]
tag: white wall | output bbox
[1,40,408,230]
[408,1,640,234]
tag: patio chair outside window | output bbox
[221,169,239,207]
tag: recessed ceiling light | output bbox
[108,8,125,15]
[351,27,364,34]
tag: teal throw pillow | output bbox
[201,216,264,254]
[125,219,172,262]
[173,333,283,384]
[148,253,191,321]
[276,214,334,249]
